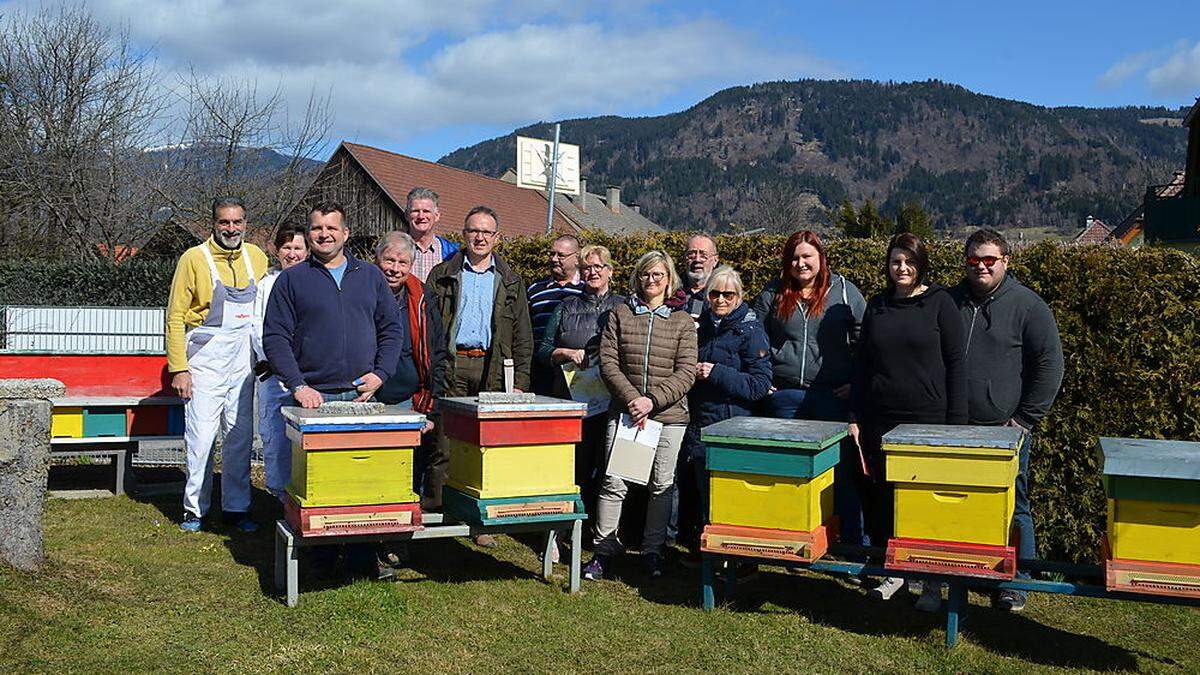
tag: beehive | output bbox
[884,424,1023,547]
[700,418,845,550]
[283,406,424,509]
[284,497,423,537]
[83,406,127,437]
[441,395,586,500]
[51,406,84,438]
[1099,437,1200,566]
[701,417,846,480]
[700,523,830,563]
[442,487,586,526]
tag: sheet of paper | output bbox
[561,363,610,418]
[606,413,663,485]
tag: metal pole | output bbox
[546,123,561,235]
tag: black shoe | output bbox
[993,589,1027,612]
[644,552,667,578]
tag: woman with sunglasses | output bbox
[536,244,625,525]
[679,266,772,559]
[585,250,697,582]
[850,232,967,609]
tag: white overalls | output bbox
[252,269,292,501]
[183,246,258,519]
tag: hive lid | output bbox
[1097,437,1200,481]
[882,424,1024,456]
[438,395,587,419]
[700,417,847,449]
[282,404,425,429]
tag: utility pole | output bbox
[545,123,561,235]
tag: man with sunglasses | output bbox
[951,228,1064,613]
[426,207,533,545]
[527,235,584,394]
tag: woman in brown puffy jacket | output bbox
[584,250,697,581]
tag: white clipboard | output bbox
[606,413,663,485]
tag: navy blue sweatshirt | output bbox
[263,253,403,393]
[851,284,968,426]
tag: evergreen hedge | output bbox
[3,234,1198,563]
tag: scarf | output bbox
[403,274,435,414]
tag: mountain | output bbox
[439,79,1190,234]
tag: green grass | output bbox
[2,490,1197,673]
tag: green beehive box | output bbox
[701,417,847,479]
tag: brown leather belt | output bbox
[456,347,488,358]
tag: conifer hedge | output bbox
[3,234,1198,563]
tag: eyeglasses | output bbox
[639,271,667,281]
[685,250,712,260]
[708,290,738,300]
[548,251,576,259]
[582,264,609,274]
[966,255,1002,268]
[464,228,497,238]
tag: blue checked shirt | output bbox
[454,257,496,349]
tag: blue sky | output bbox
[6,1,1198,162]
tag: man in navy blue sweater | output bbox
[263,202,404,407]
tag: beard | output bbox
[685,268,708,288]
[215,230,242,249]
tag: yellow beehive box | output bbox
[709,466,835,532]
[287,445,417,507]
[893,483,1015,546]
[445,438,577,499]
[1099,437,1200,566]
[1107,499,1200,565]
[51,406,84,438]
[883,424,1024,546]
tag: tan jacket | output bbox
[599,299,697,425]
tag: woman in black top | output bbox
[850,232,967,606]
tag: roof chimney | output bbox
[578,178,587,213]
[1086,215,1094,227]
[607,185,621,214]
[630,203,640,214]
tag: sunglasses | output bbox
[708,290,738,300]
[966,255,1002,268]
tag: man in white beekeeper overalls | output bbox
[166,196,269,533]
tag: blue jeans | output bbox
[1013,431,1035,582]
[762,386,867,548]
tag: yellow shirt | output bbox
[165,237,269,372]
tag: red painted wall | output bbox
[0,354,171,396]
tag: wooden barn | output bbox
[299,142,580,241]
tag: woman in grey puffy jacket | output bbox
[751,230,866,421]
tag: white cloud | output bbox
[1099,40,1200,96]
[3,0,840,150]
[1147,41,1200,95]
[1098,50,1156,88]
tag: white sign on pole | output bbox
[516,135,580,196]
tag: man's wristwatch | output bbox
[292,384,310,395]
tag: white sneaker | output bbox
[868,576,905,600]
[916,582,943,612]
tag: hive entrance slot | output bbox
[906,554,990,570]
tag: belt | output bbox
[456,347,488,358]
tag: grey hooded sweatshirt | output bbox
[950,274,1064,429]
[751,273,866,390]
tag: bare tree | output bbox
[159,69,333,239]
[0,5,169,260]
[746,181,808,234]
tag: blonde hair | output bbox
[579,244,612,268]
[630,250,679,300]
[705,265,744,297]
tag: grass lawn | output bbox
[2,485,1198,673]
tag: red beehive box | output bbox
[284,497,423,538]
[886,537,1016,580]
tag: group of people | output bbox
[165,191,1064,611]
